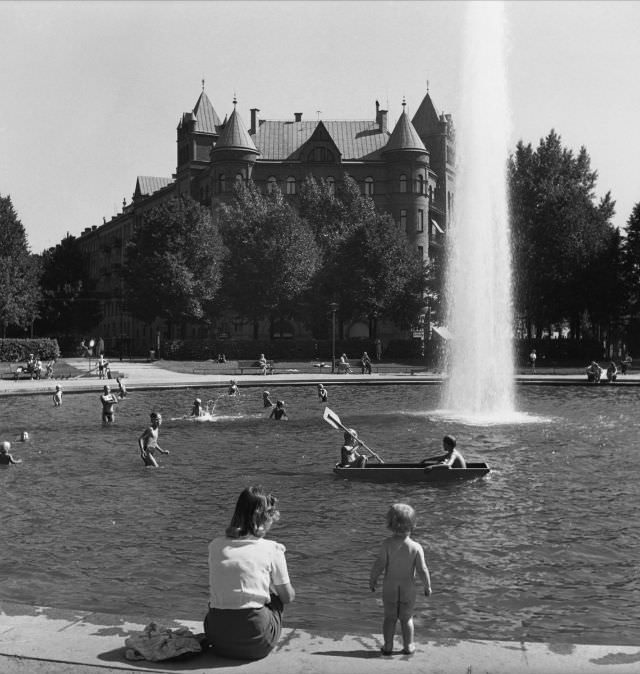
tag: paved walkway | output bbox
[1,601,639,674]
[2,360,639,672]
[2,358,639,396]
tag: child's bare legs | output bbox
[399,601,416,653]
[382,603,398,653]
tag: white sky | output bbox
[1,0,639,253]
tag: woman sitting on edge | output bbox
[204,486,295,660]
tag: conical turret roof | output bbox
[212,101,258,153]
[411,92,441,137]
[384,103,427,153]
[192,91,221,133]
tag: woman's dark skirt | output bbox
[204,595,284,660]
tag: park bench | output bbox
[238,359,275,375]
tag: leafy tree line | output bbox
[5,130,640,355]
[508,129,627,353]
[123,175,430,340]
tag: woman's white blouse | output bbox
[208,535,290,609]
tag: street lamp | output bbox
[330,302,339,373]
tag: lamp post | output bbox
[330,302,339,373]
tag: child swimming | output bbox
[369,503,431,656]
[0,441,22,467]
[317,384,328,403]
[263,390,274,407]
[228,380,239,397]
[269,400,288,420]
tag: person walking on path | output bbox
[369,503,431,656]
[529,349,537,374]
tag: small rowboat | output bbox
[333,461,491,483]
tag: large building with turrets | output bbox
[73,86,455,355]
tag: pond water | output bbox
[1,383,639,645]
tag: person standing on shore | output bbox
[369,503,431,656]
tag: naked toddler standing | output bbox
[369,503,431,656]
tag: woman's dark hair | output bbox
[225,486,280,538]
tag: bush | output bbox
[161,338,421,362]
[0,338,60,362]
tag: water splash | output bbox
[444,0,514,418]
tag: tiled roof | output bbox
[212,107,258,153]
[253,120,389,161]
[411,92,441,137]
[192,91,221,134]
[384,109,427,153]
[135,176,173,197]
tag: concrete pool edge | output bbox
[1,601,639,674]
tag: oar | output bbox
[323,407,384,463]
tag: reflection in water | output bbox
[1,384,639,645]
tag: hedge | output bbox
[0,338,61,362]
[161,338,424,362]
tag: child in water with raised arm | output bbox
[369,503,431,656]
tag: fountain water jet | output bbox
[443,1,515,422]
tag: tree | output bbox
[509,130,617,338]
[329,213,430,333]
[299,175,430,337]
[620,202,640,349]
[0,194,42,337]
[123,195,226,326]
[38,234,101,336]
[218,182,320,338]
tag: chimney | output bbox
[250,108,260,134]
[294,112,303,122]
[377,108,388,133]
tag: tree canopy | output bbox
[123,195,226,325]
[0,194,42,336]
[509,130,618,339]
[38,234,101,335]
[218,181,320,337]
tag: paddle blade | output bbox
[323,406,342,430]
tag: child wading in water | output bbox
[53,385,62,406]
[369,503,431,656]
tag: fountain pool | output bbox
[1,383,639,645]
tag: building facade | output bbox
[74,87,455,355]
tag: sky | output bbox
[1,0,639,254]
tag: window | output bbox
[327,176,335,194]
[400,174,408,193]
[400,209,407,230]
[235,173,244,186]
[418,245,424,259]
[417,210,424,232]
[417,174,425,194]
[218,174,226,193]
[308,147,334,162]
[364,177,374,196]
[267,176,277,194]
[286,176,296,195]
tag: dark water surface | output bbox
[1,383,639,644]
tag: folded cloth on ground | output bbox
[125,621,203,661]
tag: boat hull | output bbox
[333,461,490,483]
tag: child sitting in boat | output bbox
[421,435,466,469]
[339,429,366,467]
[369,503,431,656]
